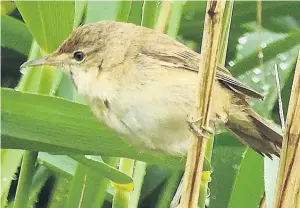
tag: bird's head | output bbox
[20,22,109,75]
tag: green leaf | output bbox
[141,1,159,28]
[38,153,77,178]
[230,30,300,76]
[85,1,119,23]
[1,1,16,14]
[116,1,132,22]
[28,166,51,207]
[209,133,246,208]
[227,149,264,208]
[1,15,32,56]
[71,155,132,184]
[1,149,24,207]
[2,88,213,171]
[15,1,75,53]
[1,88,184,169]
[128,1,143,25]
[166,1,186,38]
[74,1,87,28]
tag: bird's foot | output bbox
[187,118,214,138]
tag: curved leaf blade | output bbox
[15,1,75,53]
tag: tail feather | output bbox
[227,108,283,158]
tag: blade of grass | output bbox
[13,151,38,208]
[128,161,147,208]
[166,1,186,38]
[141,1,159,28]
[112,158,135,208]
[70,155,132,184]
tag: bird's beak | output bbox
[20,56,60,69]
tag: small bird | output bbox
[21,21,282,158]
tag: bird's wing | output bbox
[140,32,264,100]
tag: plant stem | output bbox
[112,158,135,208]
[13,151,38,208]
[129,161,147,208]
[157,170,182,208]
[274,50,300,208]
[155,1,172,33]
[180,1,226,207]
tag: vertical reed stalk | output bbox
[274,51,300,208]
[180,1,226,207]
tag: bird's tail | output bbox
[227,108,282,158]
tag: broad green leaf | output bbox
[15,1,75,53]
[1,15,32,56]
[227,149,264,208]
[230,30,300,76]
[2,88,212,171]
[85,1,119,23]
[209,133,246,208]
[1,88,184,169]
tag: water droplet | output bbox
[252,76,260,83]
[157,1,161,5]
[229,61,235,67]
[260,42,267,48]
[253,68,261,75]
[238,36,248,45]
[184,12,195,21]
[258,52,264,58]
[237,45,243,51]
[85,155,92,160]
[277,53,287,61]
[279,62,288,70]
[233,164,239,170]
[262,84,270,91]
[237,54,244,59]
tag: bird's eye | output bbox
[73,51,85,62]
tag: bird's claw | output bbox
[187,118,214,138]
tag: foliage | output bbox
[1,1,299,208]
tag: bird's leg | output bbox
[187,117,214,138]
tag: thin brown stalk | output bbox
[274,51,300,207]
[180,1,226,207]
